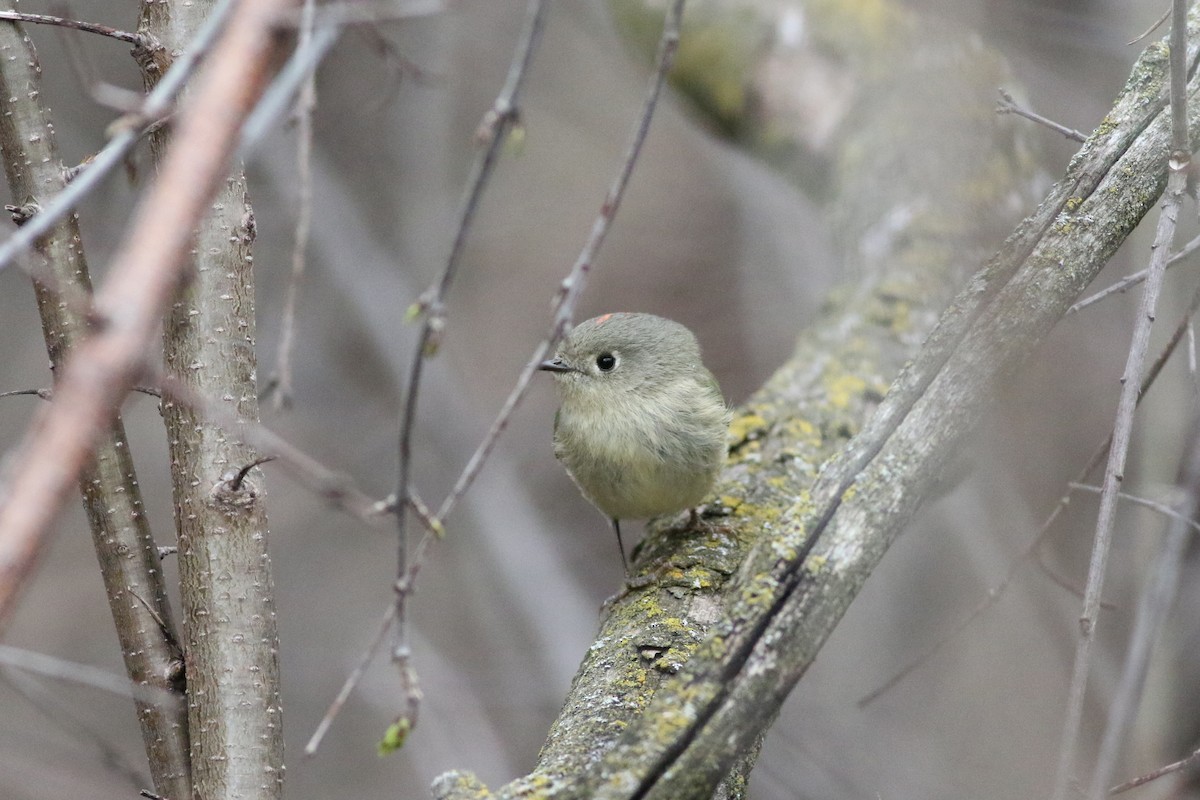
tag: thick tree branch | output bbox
[593,11,1200,797]
[438,2,1200,797]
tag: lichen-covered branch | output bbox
[136,0,285,797]
[437,1,1200,798]
[0,13,190,799]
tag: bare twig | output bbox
[1129,8,1172,47]
[0,388,52,400]
[389,0,548,731]
[356,26,437,95]
[0,385,160,402]
[269,0,319,410]
[1068,482,1200,535]
[1068,231,1200,314]
[1089,427,1200,797]
[303,602,397,757]
[1051,4,1191,798]
[0,645,181,707]
[0,9,145,45]
[0,0,236,279]
[1111,745,1200,793]
[996,88,1088,142]
[155,372,387,525]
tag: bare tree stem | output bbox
[136,0,295,794]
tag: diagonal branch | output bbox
[438,2,1200,797]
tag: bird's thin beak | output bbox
[538,357,572,373]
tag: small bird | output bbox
[538,312,731,570]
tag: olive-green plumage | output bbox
[539,313,730,567]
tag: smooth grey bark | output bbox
[0,13,190,800]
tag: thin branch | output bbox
[1129,8,1171,46]
[155,372,388,525]
[0,387,52,400]
[996,88,1088,142]
[1088,431,1200,796]
[338,24,440,118]
[1051,3,1191,796]
[1110,746,1200,793]
[858,281,1200,708]
[1068,231,1200,314]
[0,0,237,278]
[0,9,145,45]
[388,0,548,733]
[268,0,319,410]
[1032,543,1103,603]
[0,645,181,707]
[1068,482,1200,535]
[303,602,397,757]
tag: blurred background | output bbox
[1,0,1198,798]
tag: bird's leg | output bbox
[612,517,629,574]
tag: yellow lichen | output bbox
[826,373,868,409]
[728,412,768,444]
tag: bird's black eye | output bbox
[596,353,617,372]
